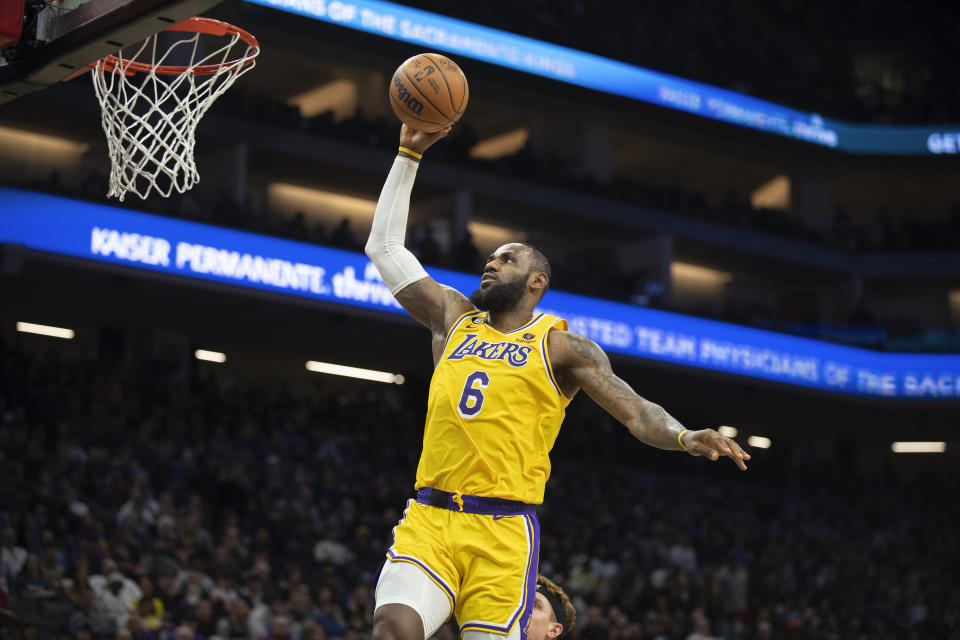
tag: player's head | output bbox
[529,575,575,640]
[469,242,551,313]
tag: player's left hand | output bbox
[400,124,452,155]
[680,429,751,470]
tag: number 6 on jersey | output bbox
[457,371,489,418]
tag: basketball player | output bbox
[365,125,750,640]
[530,576,575,640]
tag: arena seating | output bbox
[0,341,956,639]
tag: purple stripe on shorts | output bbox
[518,514,540,640]
[459,514,540,637]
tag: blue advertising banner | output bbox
[2,186,960,399]
[244,0,960,156]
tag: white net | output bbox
[91,19,259,200]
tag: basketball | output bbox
[389,53,469,133]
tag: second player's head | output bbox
[469,242,551,313]
[528,575,576,640]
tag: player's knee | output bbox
[373,603,425,640]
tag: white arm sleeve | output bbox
[364,156,430,295]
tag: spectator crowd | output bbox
[0,337,957,640]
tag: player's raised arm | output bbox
[365,125,474,334]
[550,331,751,470]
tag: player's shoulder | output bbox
[441,284,472,308]
[547,330,606,369]
[434,286,475,338]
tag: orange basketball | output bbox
[389,53,469,133]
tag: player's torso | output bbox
[416,311,570,504]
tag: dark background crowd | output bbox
[1,337,957,640]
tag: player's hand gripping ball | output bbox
[389,53,468,133]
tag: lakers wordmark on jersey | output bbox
[415,310,570,504]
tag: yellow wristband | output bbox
[399,146,422,160]
[677,429,690,451]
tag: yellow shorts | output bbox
[386,498,540,638]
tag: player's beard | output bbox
[469,276,528,313]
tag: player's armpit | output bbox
[394,278,474,334]
[551,331,695,452]
[550,331,647,427]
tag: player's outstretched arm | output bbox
[365,125,473,334]
[550,331,750,470]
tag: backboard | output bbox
[0,0,222,106]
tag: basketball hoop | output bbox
[90,17,259,201]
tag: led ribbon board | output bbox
[2,186,960,398]
[244,0,960,156]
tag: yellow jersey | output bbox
[415,310,571,504]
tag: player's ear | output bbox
[546,622,563,639]
[528,270,548,292]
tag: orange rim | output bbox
[96,17,259,76]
